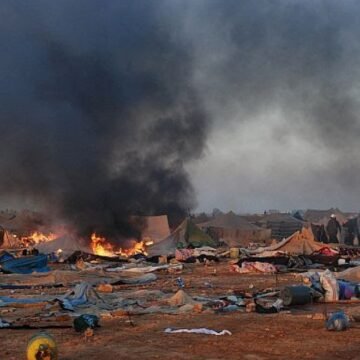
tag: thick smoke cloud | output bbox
[1,0,360,235]
[0,1,207,240]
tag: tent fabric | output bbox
[1,254,49,274]
[244,213,304,241]
[0,230,22,249]
[141,215,171,243]
[36,236,90,258]
[199,212,271,247]
[246,227,324,256]
[200,212,260,230]
[147,219,217,256]
[0,251,15,264]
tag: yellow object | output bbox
[229,247,240,259]
[26,332,58,360]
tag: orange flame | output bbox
[90,233,115,257]
[21,231,57,246]
[90,233,148,257]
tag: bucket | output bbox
[27,331,58,360]
[280,285,312,306]
[229,248,240,259]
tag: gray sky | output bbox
[176,0,360,213]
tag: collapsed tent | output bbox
[147,219,217,256]
[36,236,90,258]
[198,212,271,247]
[1,254,49,274]
[247,227,325,256]
[0,227,22,249]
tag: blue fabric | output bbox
[326,311,349,331]
[338,280,355,300]
[1,254,49,274]
[0,296,46,306]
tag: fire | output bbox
[21,231,57,247]
[90,233,148,257]
[90,233,116,257]
[118,240,148,257]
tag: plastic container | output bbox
[27,331,58,360]
[229,248,240,259]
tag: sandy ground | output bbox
[0,262,360,359]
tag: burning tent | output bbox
[0,227,22,249]
[147,218,217,256]
[36,235,91,259]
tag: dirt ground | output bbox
[0,262,360,360]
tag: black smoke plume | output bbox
[0,1,207,241]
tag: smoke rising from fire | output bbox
[0,1,207,240]
[1,0,360,236]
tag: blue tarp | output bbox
[0,296,46,307]
[1,254,49,274]
[0,252,15,264]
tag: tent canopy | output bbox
[36,236,90,258]
[0,228,22,249]
[247,227,325,256]
[147,218,217,256]
[304,208,348,225]
[140,215,170,243]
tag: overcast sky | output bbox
[177,0,360,213]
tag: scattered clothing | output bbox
[164,328,232,336]
[0,318,10,328]
[320,269,339,302]
[231,261,277,274]
[326,311,349,331]
[60,282,109,311]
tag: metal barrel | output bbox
[280,285,312,306]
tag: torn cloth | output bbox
[164,328,232,336]
[60,282,110,311]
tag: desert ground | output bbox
[0,262,359,360]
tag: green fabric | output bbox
[185,220,217,248]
